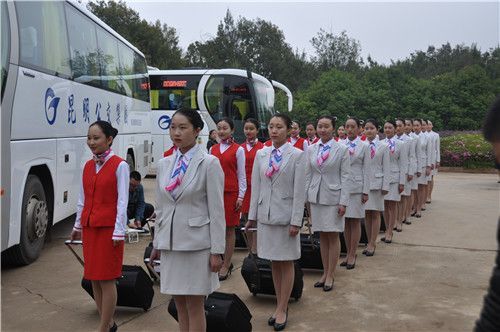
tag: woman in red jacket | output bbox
[289,120,308,151]
[70,121,129,332]
[210,117,247,280]
[241,118,264,255]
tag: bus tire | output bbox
[3,175,49,266]
[126,152,135,171]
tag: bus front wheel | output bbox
[4,175,49,266]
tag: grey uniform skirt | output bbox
[385,182,401,202]
[257,223,300,261]
[160,249,219,296]
[345,193,365,219]
[365,190,385,211]
[310,203,345,232]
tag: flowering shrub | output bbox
[440,134,495,168]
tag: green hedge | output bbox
[440,133,495,168]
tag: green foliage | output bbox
[87,0,184,69]
[440,134,495,168]
[87,3,498,131]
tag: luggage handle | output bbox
[143,258,161,280]
[64,240,84,267]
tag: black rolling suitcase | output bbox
[168,292,252,332]
[143,242,161,281]
[66,240,154,311]
[298,222,323,269]
[240,254,303,301]
[235,218,248,249]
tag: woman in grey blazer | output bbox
[246,114,306,331]
[395,119,413,231]
[305,116,350,291]
[342,117,370,269]
[412,119,432,218]
[363,119,390,255]
[404,119,421,224]
[381,120,408,243]
[150,109,225,332]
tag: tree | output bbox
[310,29,363,71]
[87,0,184,69]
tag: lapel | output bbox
[163,155,177,202]
[314,140,337,171]
[175,146,204,200]
[310,143,320,172]
[271,144,293,184]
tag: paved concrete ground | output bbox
[2,172,499,331]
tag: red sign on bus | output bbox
[163,80,188,88]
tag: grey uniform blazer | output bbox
[410,132,423,171]
[305,141,351,206]
[248,144,306,227]
[345,139,370,195]
[416,132,432,168]
[383,138,408,185]
[407,134,418,175]
[365,140,391,191]
[153,146,225,254]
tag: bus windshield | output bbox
[150,74,201,110]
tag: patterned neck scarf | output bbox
[93,149,111,166]
[165,154,188,193]
[347,140,357,156]
[369,141,376,159]
[221,137,234,145]
[317,143,331,167]
[246,138,257,148]
[387,138,396,154]
[265,148,283,178]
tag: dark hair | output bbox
[317,115,336,128]
[384,119,397,129]
[395,118,405,126]
[173,107,204,130]
[306,121,316,128]
[217,117,234,130]
[413,119,422,125]
[90,121,118,146]
[483,95,500,142]
[209,129,217,136]
[346,117,361,128]
[404,119,413,125]
[130,170,141,181]
[271,114,292,129]
[364,118,378,129]
[420,119,427,125]
[244,118,260,130]
[291,120,301,128]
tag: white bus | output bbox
[1,0,151,265]
[148,68,293,172]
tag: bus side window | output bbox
[1,0,10,100]
[16,1,71,77]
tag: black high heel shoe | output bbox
[268,316,276,326]
[218,268,232,281]
[314,281,325,288]
[274,308,288,331]
[323,279,334,292]
[346,255,357,270]
[109,322,117,332]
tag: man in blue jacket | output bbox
[128,171,154,229]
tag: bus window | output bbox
[253,79,274,129]
[16,1,71,77]
[150,75,200,110]
[66,3,100,87]
[95,26,120,93]
[1,1,9,100]
[204,76,224,120]
[132,52,149,102]
[226,76,255,142]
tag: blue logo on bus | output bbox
[44,88,60,125]
[158,115,171,130]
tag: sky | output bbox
[122,1,499,65]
